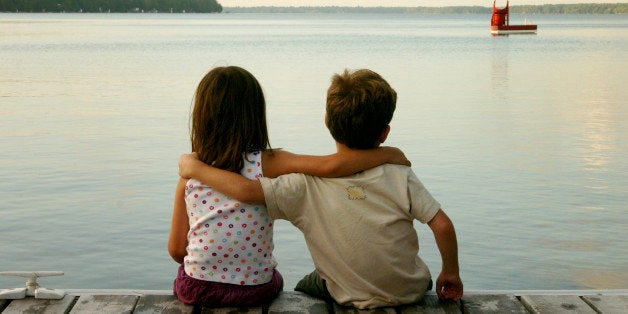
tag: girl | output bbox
[168,66,407,307]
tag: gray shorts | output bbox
[294,269,334,301]
[295,269,433,303]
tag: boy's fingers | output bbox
[436,280,445,299]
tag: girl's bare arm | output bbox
[168,178,191,263]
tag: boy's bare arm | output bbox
[307,146,411,177]
[263,146,410,178]
[427,209,463,300]
[179,154,265,204]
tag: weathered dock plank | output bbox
[581,294,628,314]
[1,290,626,313]
[268,291,329,313]
[461,294,528,314]
[201,306,263,314]
[0,294,75,314]
[398,295,460,314]
[70,294,139,313]
[134,294,194,314]
[520,295,596,313]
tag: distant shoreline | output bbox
[221,4,627,14]
[2,3,626,14]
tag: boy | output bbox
[178,69,463,309]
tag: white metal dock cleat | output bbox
[0,271,66,299]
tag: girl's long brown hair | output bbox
[191,66,270,172]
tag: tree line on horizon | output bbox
[516,3,627,14]
[225,3,627,14]
[0,0,222,13]
[1,1,626,14]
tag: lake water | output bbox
[1,13,626,292]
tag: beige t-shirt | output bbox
[260,164,441,308]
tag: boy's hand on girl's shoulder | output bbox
[435,272,463,301]
[381,146,411,167]
[179,153,200,179]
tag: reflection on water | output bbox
[574,269,628,289]
[490,38,509,95]
[579,101,614,171]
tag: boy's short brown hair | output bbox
[325,69,397,149]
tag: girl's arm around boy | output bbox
[177,147,409,204]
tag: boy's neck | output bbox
[335,142,380,153]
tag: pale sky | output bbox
[219,0,624,7]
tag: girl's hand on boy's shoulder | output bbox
[178,153,200,179]
[381,146,411,167]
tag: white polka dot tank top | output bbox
[183,151,276,285]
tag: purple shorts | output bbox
[173,264,284,307]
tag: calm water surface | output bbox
[1,13,626,291]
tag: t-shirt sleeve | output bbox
[407,170,441,223]
[259,173,306,222]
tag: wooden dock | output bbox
[0,290,626,313]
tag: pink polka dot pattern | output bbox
[183,151,276,286]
